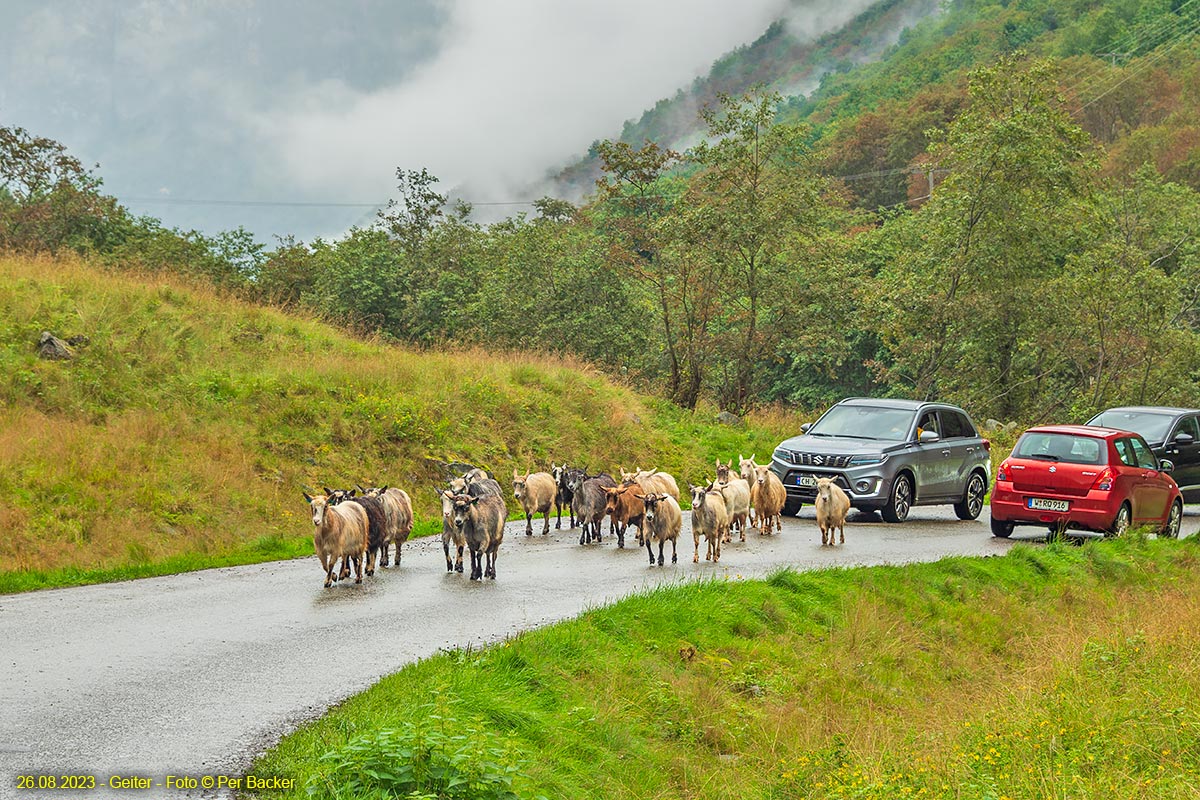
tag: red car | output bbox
[991,425,1183,539]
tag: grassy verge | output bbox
[0,254,799,591]
[247,537,1200,799]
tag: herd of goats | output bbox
[301,458,853,586]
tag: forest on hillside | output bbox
[3,0,1199,423]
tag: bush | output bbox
[305,700,539,800]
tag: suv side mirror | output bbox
[800,422,812,433]
[1175,432,1194,445]
[918,430,941,444]
[1160,458,1175,473]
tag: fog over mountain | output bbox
[1,0,879,242]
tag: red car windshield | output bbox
[1012,432,1105,465]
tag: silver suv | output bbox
[769,398,991,523]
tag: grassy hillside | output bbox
[0,254,798,592]
[250,538,1200,799]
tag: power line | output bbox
[125,197,383,209]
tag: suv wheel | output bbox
[881,473,912,523]
[1162,499,1182,539]
[990,516,1014,538]
[954,472,987,520]
[783,496,802,516]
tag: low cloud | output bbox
[258,0,792,210]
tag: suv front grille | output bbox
[779,451,853,469]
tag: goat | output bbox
[715,462,752,543]
[450,492,506,580]
[640,492,681,566]
[737,455,758,525]
[621,467,681,501]
[751,464,787,535]
[344,494,388,576]
[815,477,851,546]
[603,484,645,549]
[513,469,557,535]
[571,470,616,545]
[358,485,414,567]
[323,486,367,577]
[689,483,730,564]
[550,462,575,529]
[303,492,368,588]
[437,488,465,573]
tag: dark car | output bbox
[769,398,991,523]
[1086,406,1200,502]
[991,424,1183,539]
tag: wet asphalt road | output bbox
[3,506,1198,798]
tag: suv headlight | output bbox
[848,454,886,466]
[773,447,792,464]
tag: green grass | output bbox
[247,537,1200,799]
[0,254,801,592]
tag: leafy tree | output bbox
[593,140,689,401]
[869,55,1101,417]
[679,89,836,410]
[0,125,124,254]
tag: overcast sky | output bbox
[1,0,862,241]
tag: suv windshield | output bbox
[1088,410,1174,443]
[809,406,916,441]
[1013,432,1104,465]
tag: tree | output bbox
[593,140,690,402]
[0,125,124,255]
[678,89,836,410]
[869,56,1101,417]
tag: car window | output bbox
[917,411,940,438]
[1088,410,1174,443]
[1173,416,1200,441]
[1129,437,1159,470]
[1115,438,1138,467]
[941,411,974,439]
[807,406,916,441]
[1013,433,1104,464]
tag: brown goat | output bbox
[359,485,414,567]
[604,484,645,548]
[304,492,369,588]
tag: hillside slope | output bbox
[0,255,795,588]
[551,0,942,196]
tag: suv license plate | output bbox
[796,475,817,488]
[1027,497,1069,512]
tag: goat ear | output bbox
[470,496,480,505]
[323,486,334,496]
[302,491,313,503]
[381,485,388,492]
[348,489,357,498]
